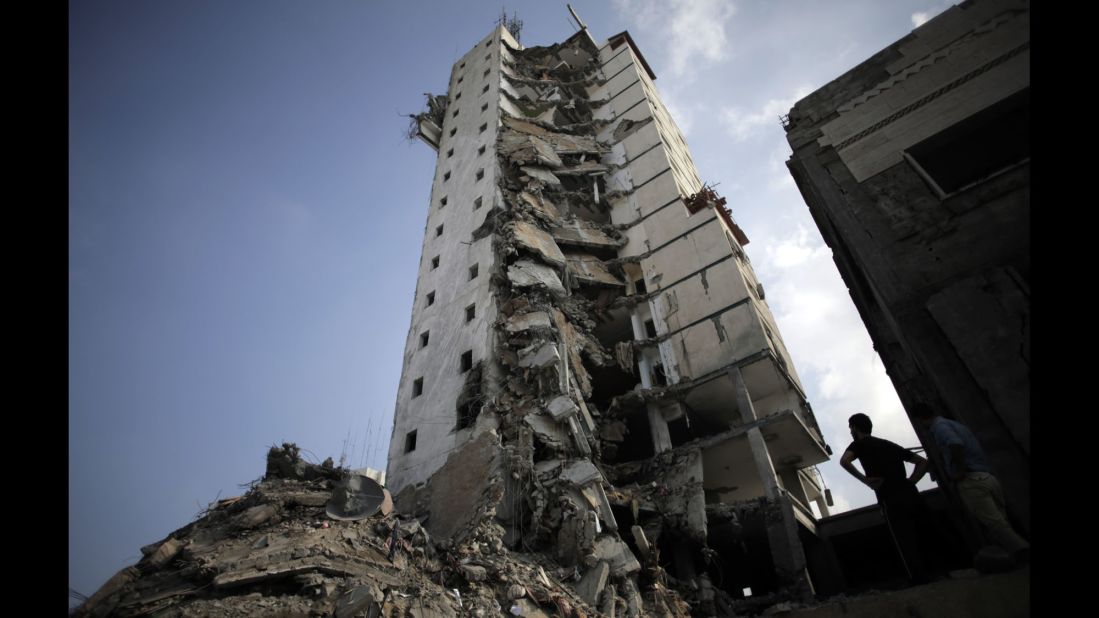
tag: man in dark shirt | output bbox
[841,413,932,584]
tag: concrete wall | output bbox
[388,26,512,493]
[594,33,826,488]
[785,0,1029,531]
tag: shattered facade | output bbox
[391,20,837,613]
[784,0,1029,535]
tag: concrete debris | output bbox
[518,191,562,222]
[502,116,605,156]
[518,340,561,368]
[575,561,610,606]
[525,413,570,449]
[546,394,579,420]
[506,311,554,333]
[612,117,653,142]
[501,134,564,168]
[148,538,184,569]
[508,583,528,599]
[550,218,624,250]
[561,460,602,486]
[567,253,626,286]
[460,564,489,581]
[615,341,635,373]
[507,260,567,296]
[508,220,567,267]
[591,535,642,577]
[520,165,563,185]
[552,160,610,176]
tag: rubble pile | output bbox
[76,444,691,618]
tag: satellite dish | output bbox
[326,474,386,521]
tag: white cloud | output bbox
[911,3,953,28]
[720,84,814,142]
[752,225,931,510]
[613,0,737,79]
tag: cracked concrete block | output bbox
[510,220,567,267]
[505,311,553,333]
[507,260,566,296]
[518,341,560,368]
[631,526,651,560]
[524,413,569,447]
[561,460,601,486]
[335,585,382,618]
[592,535,641,576]
[518,191,561,221]
[521,166,562,185]
[546,395,579,420]
[460,564,488,581]
[601,584,617,618]
[622,577,643,618]
[148,538,184,568]
[566,254,625,286]
[574,561,609,606]
[534,459,563,476]
[237,504,279,529]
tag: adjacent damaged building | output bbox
[391,14,836,612]
[784,0,1029,536]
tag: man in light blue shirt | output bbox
[912,403,1029,562]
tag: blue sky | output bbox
[70,0,954,601]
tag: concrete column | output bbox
[729,366,814,600]
[647,404,673,454]
[729,367,780,499]
[632,311,671,453]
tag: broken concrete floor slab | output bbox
[506,260,567,296]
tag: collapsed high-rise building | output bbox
[390,13,836,611]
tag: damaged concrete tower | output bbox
[392,13,834,612]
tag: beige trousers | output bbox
[958,472,1029,554]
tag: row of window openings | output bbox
[409,348,474,396]
[458,48,494,71]
[448,145,488,159]
[423,292,477,319]
[455,67,493,85]
[452,102,491,117]
[442,168,485,184]
[436,196,481,220]
[428,255,478,279]
[448,122,490,140]
[455,47,494,84]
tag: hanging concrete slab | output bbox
[507,260,566,296]
[525,413,570,448]
[520,166,562,186]
[509,220,567,267]
[553,161,609,176]
[503,116,606,155]
[518,341,561,368]
[505,311,554,333]
[501,134,564,168]
[550,219,622,250]
[566,254,625,287]
[518,191,562,222]
[561,460,602,486]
